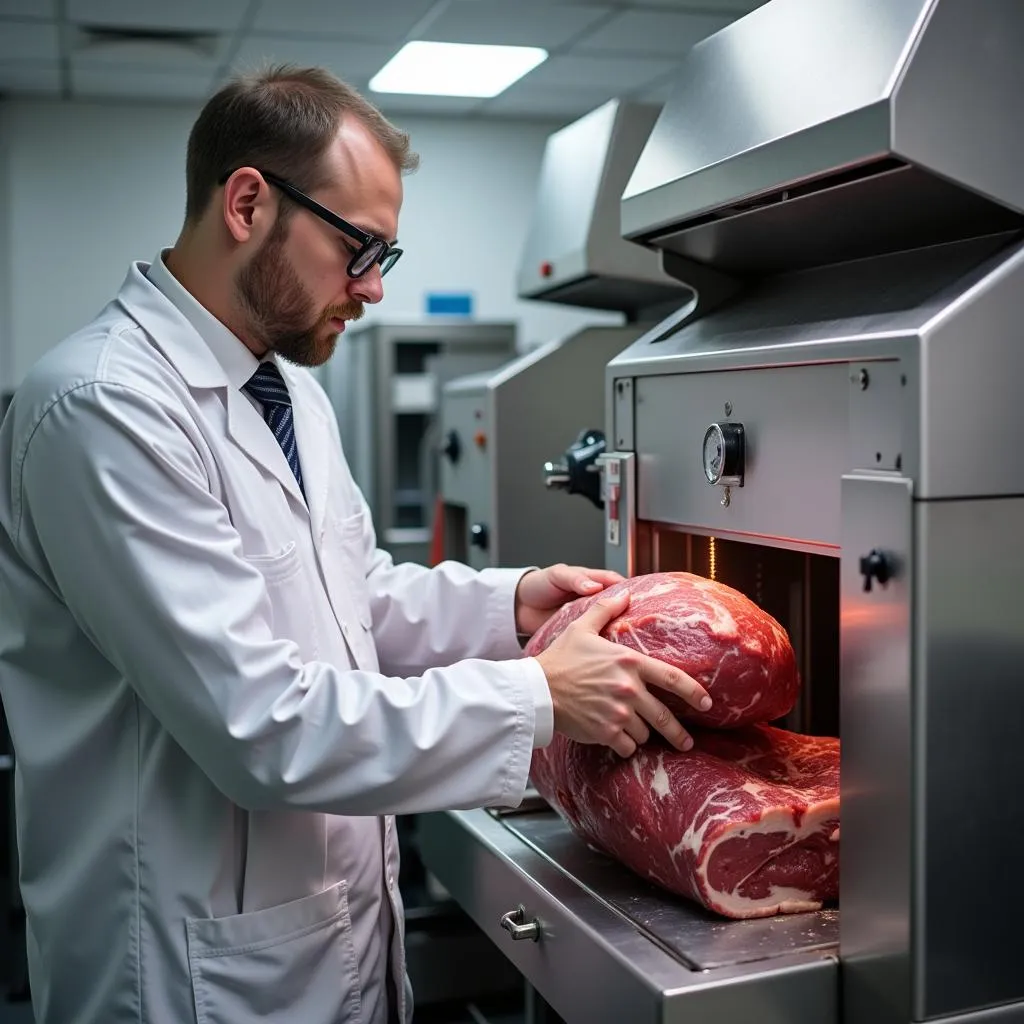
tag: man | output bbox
[0,66,710,1024]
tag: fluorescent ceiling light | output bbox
[369,41,547,98]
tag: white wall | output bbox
[0,97,621,388]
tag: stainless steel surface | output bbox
[840,475,914,1024]
[916,239,1024,499]
[517,99,685,314]
[326,320,515,563]
[622,0,1024,270]
[502,811,838,971]
[930,1008,1024,1024]
[418,809,838,1024]
[611,375,633,452]
[623,0,923,231]
[914,496,1024,1018]
[439,327,638,571]
[634,363,853,548]
[603,232,1024,1018]
[607,233,1024,503]
[431,3,1024,1020]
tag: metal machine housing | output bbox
[421,1,1024,1022]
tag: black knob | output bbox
[469,522,489,551]
[859,549,891,592]
[542,429,605,509]
[441,430,461,465]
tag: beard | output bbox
[235,216,363,367]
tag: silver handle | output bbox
[499,903,541,942]
[542,460,570,490]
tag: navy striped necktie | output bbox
[243,362,305,496]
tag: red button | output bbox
[540,261,553,278]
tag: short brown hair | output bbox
[184,64,419,223]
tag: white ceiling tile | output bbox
[482,81,614,119]
[516,52,678,92]
[0,0,56,17]
[0,19,58,61]
[0,60,61,94]
[231,36,398,82]
[575,9,731,56]
[253,0,439,42]
[68,24,231,69]
[67,0,249,33]
[71,65,218,100]
[419,1,613,49]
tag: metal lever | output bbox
[542,461,571,490]
[541,428,605,509]
[499,904,541,942]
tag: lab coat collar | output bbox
[144,250,260,391]
[118,255,310,510]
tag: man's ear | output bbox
[222,168,273,243]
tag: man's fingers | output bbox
[623,714,651,749]
[572,568,625,594]
[548,564,625,595]
[638,656,711,713]
[635,690,694,752]
[571,590,629,633]
[610,731,637,759]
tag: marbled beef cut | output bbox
[526,571,799,728]
[529,726,839,919]
[524,572,840,919]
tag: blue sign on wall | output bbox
[425,293,474,316]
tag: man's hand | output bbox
[514,563,624,637]
[534,590,712,758]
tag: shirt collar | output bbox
[145,248,262,391]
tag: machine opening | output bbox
[640,524,840,739]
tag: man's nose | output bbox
[348,265,384,305]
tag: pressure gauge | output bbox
[702,422,745,487]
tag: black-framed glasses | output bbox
[219,168,402,278]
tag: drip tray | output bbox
[492,807,838,971]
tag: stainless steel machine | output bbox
[420,1,1024,1021]
[327,319,515,564]
[437,100,687,570]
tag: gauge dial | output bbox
[701,422,745,487]
[703,424,725,484]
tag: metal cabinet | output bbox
[326,320,516,564]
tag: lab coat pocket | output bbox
[244,539,302,582]
[244,541,320,659]
[186,879,361,1024]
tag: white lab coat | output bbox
[0,257,551,1024]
